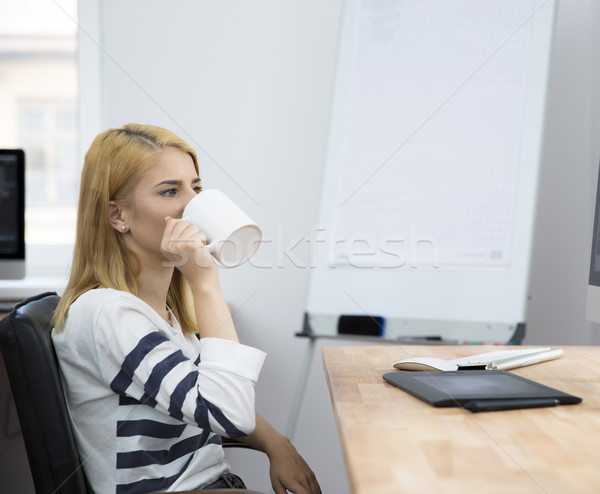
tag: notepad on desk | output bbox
[382,370,581,411]
[393,347,563,372]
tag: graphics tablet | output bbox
[383,370,582,412]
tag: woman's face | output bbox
[117,147,201,265]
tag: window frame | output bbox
[0,0,102,300]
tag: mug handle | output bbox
[205,241,218,254]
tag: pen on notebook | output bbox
[464,399,560,412]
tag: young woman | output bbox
[52,123,321,494]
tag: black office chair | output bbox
[0,292,262,494]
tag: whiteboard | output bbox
[305,0,556,342]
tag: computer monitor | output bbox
[0,149,25,280]
[587,160,600,322]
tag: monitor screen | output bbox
[587,160,600,322]
[0,149,25,280]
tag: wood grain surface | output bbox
[322,345,600,494]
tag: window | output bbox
[0,0,78,276]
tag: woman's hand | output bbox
[160,216,216,287]
[162,217,239,342]
[234,414,322,494]
[265,437,322,494]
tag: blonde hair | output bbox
[54,123,199,334]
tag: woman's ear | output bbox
[108,201,129,233]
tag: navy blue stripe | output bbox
[138,393,158,408]
[119,395,141,406]
[144,350,187,400]
[193,393,210,430]
[194,353,201,365]
[189,391,245,437]
[206,399,247,438]
[116,419,186,439]
[116,451,195,494]
[207,434,222,447]
[110,332,169,396]
[121,367,247,438]
[168,371,198,420]
[116,431,209,469]
[118,394,157,408]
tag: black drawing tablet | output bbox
[383,370,581,411]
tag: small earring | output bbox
[121,225,126,231]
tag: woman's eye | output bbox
[161,188,177,197]
[193,186,202,194]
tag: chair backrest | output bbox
[0,292,89,494]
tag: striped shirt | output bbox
[52,288,266,494]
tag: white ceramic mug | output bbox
[182,189,262,268]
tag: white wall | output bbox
[73,1,598,493]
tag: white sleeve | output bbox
[92,300,266,437]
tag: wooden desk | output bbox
[323,345,600,494]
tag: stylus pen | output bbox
[464,398,560,412]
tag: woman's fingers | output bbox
[161,217,215,275]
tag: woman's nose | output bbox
[179,188,198,217]
[183,187,198,203]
